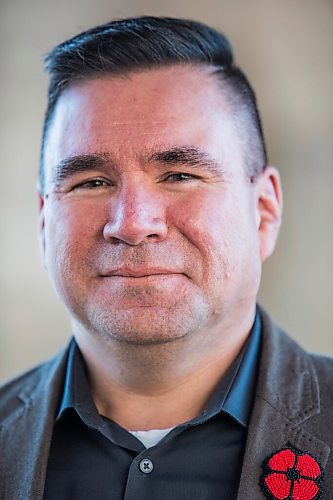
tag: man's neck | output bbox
[73,308,255,431]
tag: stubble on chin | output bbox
[76,282,211,347]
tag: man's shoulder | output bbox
[259,305,333,400]
[0,344,70,423]
[309,350,333,370]
[308,351,333,396]
[260,305,333,366]
[274,324,333,377]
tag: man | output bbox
[0,16,332,499]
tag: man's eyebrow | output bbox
[148,146,223,175]
[51,153,111,185]
[51,147,224,185]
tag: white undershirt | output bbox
[129,427,175,448]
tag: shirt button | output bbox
[139,458,154,474]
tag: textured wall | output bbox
[0,0,332,382]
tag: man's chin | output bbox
[103,330,187,347]
[75,301,210,347]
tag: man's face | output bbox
[41,65,279,345]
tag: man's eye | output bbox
[164,172,199,182]
[73,179,111,190]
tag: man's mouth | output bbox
[101,268,185,278]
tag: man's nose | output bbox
[103,180,168,245]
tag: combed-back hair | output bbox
[40,16,268,191]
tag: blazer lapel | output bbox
[0,346,69,500]
[1,315,330,499]
[237,308,330,499]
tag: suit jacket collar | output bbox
[237,306,330,498]
[0,346,69,500]
[0,307,330,499]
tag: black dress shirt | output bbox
[43,312,261,499]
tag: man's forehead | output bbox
[48,66,228,122]
[43,64,244,182]
[53,64,229,115]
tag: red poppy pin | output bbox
[259,444,324,499]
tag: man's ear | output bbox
[255,166,283,262]
[38,188,47,268]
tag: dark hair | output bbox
[40,16,267,191]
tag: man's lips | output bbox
[100,268,186,278]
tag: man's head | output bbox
[39,17,282,349]
[40,16,267,193]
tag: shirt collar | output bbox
[57,338,97,422]
[57,309,261,428]
[223,309,261,425]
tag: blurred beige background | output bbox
[0,0,332,383]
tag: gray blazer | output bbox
[1,308,332,499]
